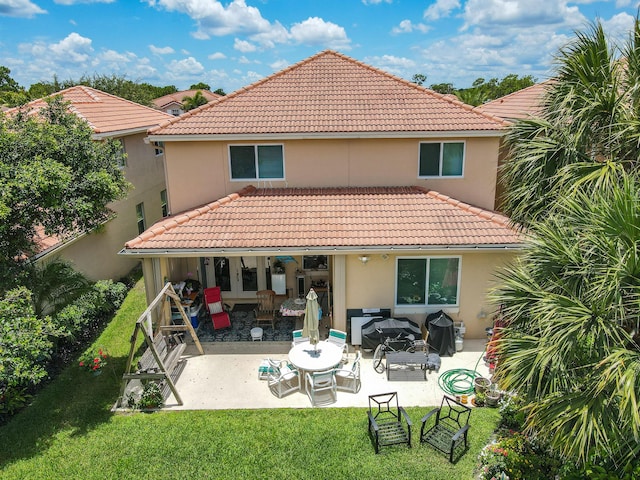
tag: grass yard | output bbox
[0,280,500,479]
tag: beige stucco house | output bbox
[14,86,173,281]
[152,89,221,116]
[122,51,523,340]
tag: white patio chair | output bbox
[305,369,337,407]
[335,350,361,393]
[325,328,348,363]
[291,329,309,347]
[267,359,300,398]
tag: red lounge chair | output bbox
[203,286,231,330]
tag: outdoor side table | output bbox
[386,351,434,381]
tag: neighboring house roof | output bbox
[475,81,552,121]
[149,50,507,138]
[8,87,172,257]
[124,186,523,253]
[9,86,173,137]
[152,90,221,110]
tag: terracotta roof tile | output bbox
[124,186,523,251]
[475,81,552,121]
[8,86,172,134]
[150,51,507,136]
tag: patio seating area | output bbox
[161,338,491,410]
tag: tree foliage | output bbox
[190,82,210,90]
[0,97,129,290]
[491,176,640,469]
[492,18,640,474]
[454,74,536,106]
[182,90,209,111]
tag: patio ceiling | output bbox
[122,186,524,255]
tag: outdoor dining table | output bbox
[288,340,343,392]
[279,297,306,317]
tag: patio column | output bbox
[332,254,346,331]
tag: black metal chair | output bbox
[420,395,471,463]
[367,392,412,453]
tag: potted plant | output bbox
[486,385,502,407]
[474,390,486,407]
[137,382,164,410]
[474,376,491,395]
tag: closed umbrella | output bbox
[302,288,320,350]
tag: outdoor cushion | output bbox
[208,301,223,314]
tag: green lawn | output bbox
[0,280,500,479]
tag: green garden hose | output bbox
[437,348,487,396]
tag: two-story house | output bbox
[122,50,523,339]
[16,86,173,281]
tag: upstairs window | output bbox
[153,141,164,156]
[160,189,168,217]
[396,257,460,307]
[115,138,127,168]
[419,141,464,177]
[229,145,284,180]
[136,202,146,234]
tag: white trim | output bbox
[119,244,523,257]
[92,126,156,140]
[147,130,505,142]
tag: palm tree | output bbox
[491,174,640,470]
[492,19,640,473]
[499,20,640,226]
[23,258,91,317]
[182,90,208,111]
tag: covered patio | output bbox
[161,338,491,410]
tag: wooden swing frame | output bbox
[117,282,204,408]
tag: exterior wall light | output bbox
[358,255,369,264]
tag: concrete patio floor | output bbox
[163,338,491,410]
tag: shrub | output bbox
[499,394,526,430]
[477,430,561,480]
[0,288,61,416]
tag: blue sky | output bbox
[0,0,638,94]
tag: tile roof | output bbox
[152,89,222,109]
[150,50,507,137]
[9,86,172,135]
[124,186,523,252]
[475,81,551,121]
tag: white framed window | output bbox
[228,144,284,180]
[153,141,164,156]
[395,256,461,307]
[136,202,146,234]
[115,138,127,168]
[418,141,465,177]
[160,189,168,217]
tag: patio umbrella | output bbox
[302,288,320,349]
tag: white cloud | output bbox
[146,0,273,38]
[45,32,93,63]
[0,0,46,18]
[270,59,290,70]
[54,0,115,4]
[601,12,636,44]
[392,19,430,34]
[99,49,134,64]
[365,54,416,76]
[238,55,250,64]
[362,0,392,4]
[167,56,205,75]
[149,44,175,55]
[424,0,460,21]
[290,17,351,49]
[616,0,631,6]
[234,38,256,53]
[461,0,586,31]
[208,52,226,60]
